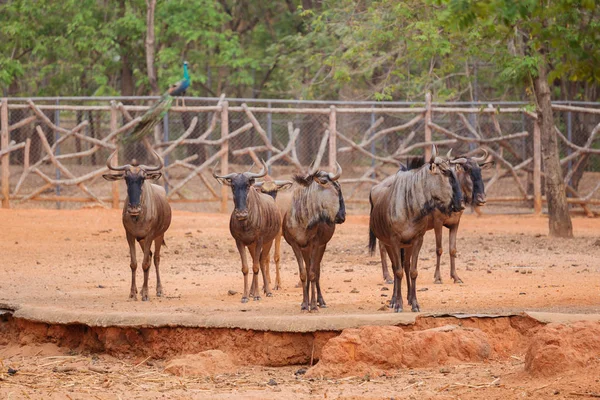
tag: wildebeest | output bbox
[378,149,491,285]
[213,160,281,303]
[102,149,171,301]
[369,145,464,312]
[254,177,293,290]
[282,163,346,312]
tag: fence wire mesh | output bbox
[1,97,599,213]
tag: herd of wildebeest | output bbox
[102,144,491,313]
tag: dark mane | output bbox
[293,173,317,186]
[398,156,426,172]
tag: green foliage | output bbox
[0,0,598,101]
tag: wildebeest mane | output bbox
[293,172,316,186]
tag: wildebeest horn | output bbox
[308,159,318,174]
[429,144,438,164]
[245,159,267,179]
[449,157,468,165]
[106,150,130,171]
[274,180,293,187]
[328,162,342,181]
[446,148,453,160]
[471,148,489,163]
[212,162,237,180]
[139,148,164,172]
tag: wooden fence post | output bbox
[1,99,10,208]
[424,92,432,161]
[110,101,120,209]
[533,120,542,215]
[329,105,337,170]
[220,101,229,214]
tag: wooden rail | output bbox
[0,95,598,215]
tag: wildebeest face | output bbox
[453,151,493,207]
[103,167,162,216]
[229,174,254,221]
[312,171,346,224]
[429,159,464,213]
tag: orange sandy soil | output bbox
[1,208,600,399]
[0,208,599,315]
[1,341,599,399]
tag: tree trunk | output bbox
[145,0,159,95]
[533,62,573,237]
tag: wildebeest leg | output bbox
[433,220,444,284]
[408,237,423,312]
[448,223,463,283]
[248,242,263,301]
[385,244,403,312]
[308,244,320,312]
[260,240,274,297]
[126,232,138,300]
[403,245,413,306]
[379,240,393,284]
[289,243,308,311]
[236,240,250,303]
[140,238,154,301]
[153,236,164,297]
[273,232,282,290]
[314,244,327,308]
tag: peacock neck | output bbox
[183,64,190,82]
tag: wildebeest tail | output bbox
[368,193,377,256]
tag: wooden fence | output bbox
[1,95,599,214]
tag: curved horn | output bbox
[471,148,489,163]
[450,157,468,165]
[328,162,342,181]
[245,159,267,179]
[106,150,130,171]
[429,144,438,164]
[446,148,453,160]
[139,148,164,172]
[308,159,318,174]
[274,180,293,187]
[212,161,237,180]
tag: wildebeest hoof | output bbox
[241,297,249,303]
[309,307,319,313]
[253,296,261,301]
[156,289,163,297]
[385,279,394,285]
[266,292,273,297]
[141,295,149,301]
[434,279,443,284]
[273,285,280,290]
[394,304,403,313]
[318,303,327,308]
[411,304,420,312]
[453,278,464,284]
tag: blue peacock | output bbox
[121,61,190,144]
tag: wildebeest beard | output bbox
[469,164,485,206]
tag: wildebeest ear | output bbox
[102,173,124,181]
[146,172,162,181]
[429,162,438,174]
[479,161,495,170]
[215,177,232,186]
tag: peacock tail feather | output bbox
[121,92,173,144]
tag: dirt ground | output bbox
[1,335,600,399]
[1,208,600,398]
[1,208,599,316]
